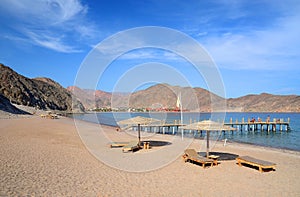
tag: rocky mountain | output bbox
[67,84,224,112]
[69,84,300,112]
[0,63,84,113]
[67,86,116,109]
[127,84,225,111]
[227,93,300,112]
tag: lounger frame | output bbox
[236,156,276,172]
[182,149,215,168]
[109,142,129,148]
[122,141,140,153]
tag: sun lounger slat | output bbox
[236,156,276,172]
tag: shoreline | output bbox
[222,137,300,153]
[2,113,299,155]
[2,111,300,153]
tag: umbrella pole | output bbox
[206,131,210,158]
[138,124,141,146]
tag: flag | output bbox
[176,94,181,108]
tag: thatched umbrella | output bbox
[180,120,236,158]
[117,116,161,146]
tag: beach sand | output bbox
[1,116,300,196]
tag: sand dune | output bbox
[0,116,299,196]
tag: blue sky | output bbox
[0,0,299,98]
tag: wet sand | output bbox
[0,116,300,196]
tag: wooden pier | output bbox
[129,117,291,135]
[224,117,291,132]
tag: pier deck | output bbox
[127,117,291,134]
[224,119,291,132]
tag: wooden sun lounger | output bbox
[236,156,276,172]
[122,141,140,153]
[109,142,129,148]
[182,149,215,168]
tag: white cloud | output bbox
[0,0,94,53]
[120,50,158,60]
[120,49,184,62]
[182,0,300,71]
[202,13,300,71]
[24,30,82,53]
[92,27,217,68]
[2,0,87,25]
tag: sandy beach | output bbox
[1,115,300,196]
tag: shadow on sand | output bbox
[142,140,172,147]
[198,151,239,161]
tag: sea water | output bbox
[71,112,300,151]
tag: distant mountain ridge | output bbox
[1,63,299,113]
[0,63,84,113]
[68,84,300,112]
[227,93,300,112]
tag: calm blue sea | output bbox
[71,112,300,151]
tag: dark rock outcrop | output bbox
[0,63,84,113]
[0,93,30,114]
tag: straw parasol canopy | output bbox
[117,116,161,146]
[181,120,236,158]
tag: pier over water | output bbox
[224,117,291,132]
[129,117,291,135]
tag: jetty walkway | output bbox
[130,117,291,135]
[224,117,291,132]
